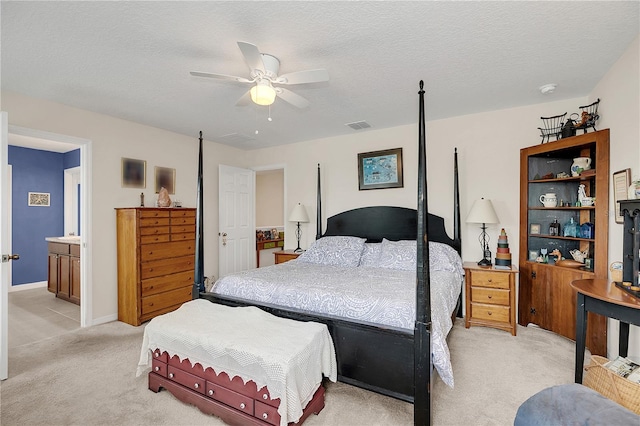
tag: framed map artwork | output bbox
[357,148,403,190]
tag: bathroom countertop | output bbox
[45,236,81,245]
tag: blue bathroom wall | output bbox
[9,146,71,286]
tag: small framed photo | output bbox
[529,223,541,235]
[155,166,176,194]
[529,249,540,262]
[28,192,50,207]
[613,168,631,224]
[358,148,403,190]
[121,158,146,189]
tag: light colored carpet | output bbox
[0,318,580,425]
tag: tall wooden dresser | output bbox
[116,207,196,326]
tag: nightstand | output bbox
[464,262,518,335]
[274,250,301,264]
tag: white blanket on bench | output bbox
[137,299,337,426]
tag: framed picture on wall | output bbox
[155,166,176,194]
[28,192,50,207]
[357,148,403,190]
[612,168,631,224]
[121,158,146,189]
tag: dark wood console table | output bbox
[571,279,640,383]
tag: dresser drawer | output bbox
[170,216,196,226]
[471,287,510,306]
[141,286,192,316]
[171,231,195,241]
[167,366,205,395]
[141,270,194,297]
[140,234,171,245]
[170,210,196,219]
[139,226,170,236]
[139,210,170,219]
[151,358,167,377]
[471,271,510,289]
[206,382,254,416]
[140,240,194,262]
[471,302,510,323]
[140,255,195,280]
[140,217,170,227]
[255,400,280,426]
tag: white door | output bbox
[1,112,11,379]
[218,165,255,278]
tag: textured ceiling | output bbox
[2,1,638,150]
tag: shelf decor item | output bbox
[538,112,567,143]
[563,217,578,238]
[466,198,499,267]
[613,169,631,224]
[574,98,600,134]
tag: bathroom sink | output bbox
[57,236,81,242]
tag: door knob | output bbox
[219,232,228,246]
[2,254,20,262]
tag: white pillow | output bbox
[297,236,366,267]
[359,243,382,267]
[378,239,416,270]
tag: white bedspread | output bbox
[212,262,462,387]
[137,299,337,426]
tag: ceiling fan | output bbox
[190,41,329,109]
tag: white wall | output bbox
[1,91,245,321]
[590,35,640,359]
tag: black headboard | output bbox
[322,205,460,254]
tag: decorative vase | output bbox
[571,157,592,177]
[563,217,578,238]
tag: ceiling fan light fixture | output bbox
[250,80,276,106]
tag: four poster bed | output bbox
[140,82,461,425]
[199,82,462,424]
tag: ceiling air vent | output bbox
[345,121,371,130]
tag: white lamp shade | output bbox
[466,198,499,224]
[250,80,276,106]
[288,203,309,223]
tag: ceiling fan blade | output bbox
[276,69,329,85]
[190,71,251,83]
[276,88,310,109]
[235,89,252,107]
[237,41,265,74]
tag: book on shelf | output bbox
[604,356,640,384]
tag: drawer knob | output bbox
[240,403,245,409]
[487,295,492,299]
[488,279,492,282]
[262,393,268,400]
[169,373,174,378]
[154,366,160,372]
[194,383,199,389]
[262,413,268,420]
[487,311,492,316]
[208,390,214,396]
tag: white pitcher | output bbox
[571,157,592,176]
[539,193,557,207]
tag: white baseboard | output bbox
[89,313,118,327]
[9,281,47,292]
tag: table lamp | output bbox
[288,203,309,253]
[466,198,499,266]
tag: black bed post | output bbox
[453,148,461,251]
[316,163,322,240]
[193,131,205,299]
[414,81,432,425]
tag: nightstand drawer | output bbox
[471,287,509,306]
[471,271,510,289]
[471,303,510,323]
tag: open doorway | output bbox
[6,125,91,339]
[254,165,285,268]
